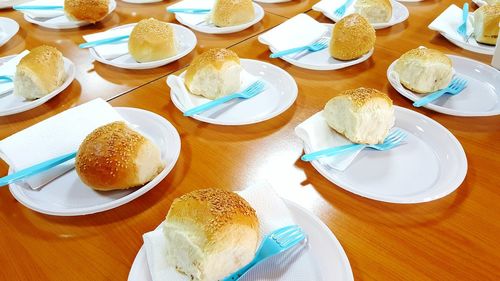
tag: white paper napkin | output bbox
[0,50,29,95]
[17,0,65,18]
[0,98,124,189]
[295,111,364,171]
[166,69,258,110]
[258,14,328,52]
[143,181,317,281]
[312,0,346,19]
[167,0,214,26]
[428,5,476,45]
[82,25,134,60]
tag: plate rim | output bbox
[0,17,20,47]
[440,32,494,56]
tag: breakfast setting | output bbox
[0,0,499,280]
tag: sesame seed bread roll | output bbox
[330,13,376,60]
[14,45,65,100]
[354,0,392,23]
[393,48,453,94]
[128,18,177,63]
[64,0,109,23]
[163,188,260,281]
[473,4,500,45]
[184,48,242,100]
[211,0,255,27]
[75,121,163,191]
[324,88,395,144]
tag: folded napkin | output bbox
[258,14,328,52]
[295,111,364,171]
[0,50,29,95]
[143,181,317,281]
[313,0,350,20]
[17,0,65,19]
[428,5,477,45]
[82,25,134,60]
[167,0,214,26]
[0,98,124,189]
[167,69,259,110]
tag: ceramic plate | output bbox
[0,0,29,9]
[0,55,75,116]
[175,3,264,34]
[128,199,353,281]
[8,107,181,216]
[306,106,467,204]
[388,55,500,116]
[23,0,116,29]
[312,0,409,29]
[89,23,197,70]
[441,32,494,56]
[262,24,373,71]
[169,59,298,126]
[0,17,19,47]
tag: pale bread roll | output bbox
[14,45,65,100]
[393,48,453,94]
[211,0,254,27]
[64,0,109,23]
[485,0,500,5]
[75,121,163,191]
[473,4,500,45]
[354,0,392,23]
[324,88,395,145]
[163,188,260,281]
[330,13,376,60]
[128,18,177,63]
[184,48,242,100]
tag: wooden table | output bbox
[0,0,499,280]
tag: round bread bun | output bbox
[211,0,255,27]
[393,48,453,94]
[354,0,392,23]
[64,0,109,23]
[163,188,260,281]
[473,4,500,45]
[75,121,163,191]
[128,18,177,63]
[184,48,242,99]
[330,13,376,60]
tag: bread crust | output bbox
[211,0,254,27]
[64,0,109,23]
[128,18,177,62]
[474,4,500,45]
[330,13,376,60]
[184,48,240,87]
[330,87,393,110]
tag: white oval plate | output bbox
[313,0,409,29]
[0,55,75,116]
[0,17,19,47]
[128,199,353,281]
[441,32,494,56]
[89,23,197,70]
[8,107,181,216]
[175,3,264,34]
[0,0,29,9]
[307,106,467,204]
[170,59,298,126]
[263,24,373,71]
[23,0,116,29]
[387,55,500,116]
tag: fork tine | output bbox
[273,225,300,240]
[278,229,304,244]
[245,81,264,94]
[271,225,299,238]
[280,232,306,248]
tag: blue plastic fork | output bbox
[183,81,266,117]
[166,8,211,14]
[301,129,407,162]
[0,152,76,187]
[270,38,329,58]
[334,0,355,18]
[413,77,468,107]
[13,5,63,10]
[223,225,306,281]
[79,35,130,49]
[457,3,469,42]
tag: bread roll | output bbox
[184,48,242,100]
[354,0,392,23]
[14,45,65,100]
[473,4,500,45]
[330,13,376,60]
[393,48,452,94]
[75,121,163,191]
[128,18,177,63]
[64,0,109,23]
[163,188,259,281]
[485,0,500,5]
[211,0,254,27]
[324,88,395,144]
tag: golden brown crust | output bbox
[330,13,376,60]
[64,0,109,23]
[332,87,392,110]
[76,121,148,190]
[128,18,177,62]
[396,48,451,67]
[211,0,254,27]
[474,4,500,45]
[184,48,240,86]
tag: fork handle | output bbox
[79,35,130,49]
[301,143,364,162]
[413,89,448,107]
[270,46,309,58]
[183,93,240,117]
[222,259,258,281]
